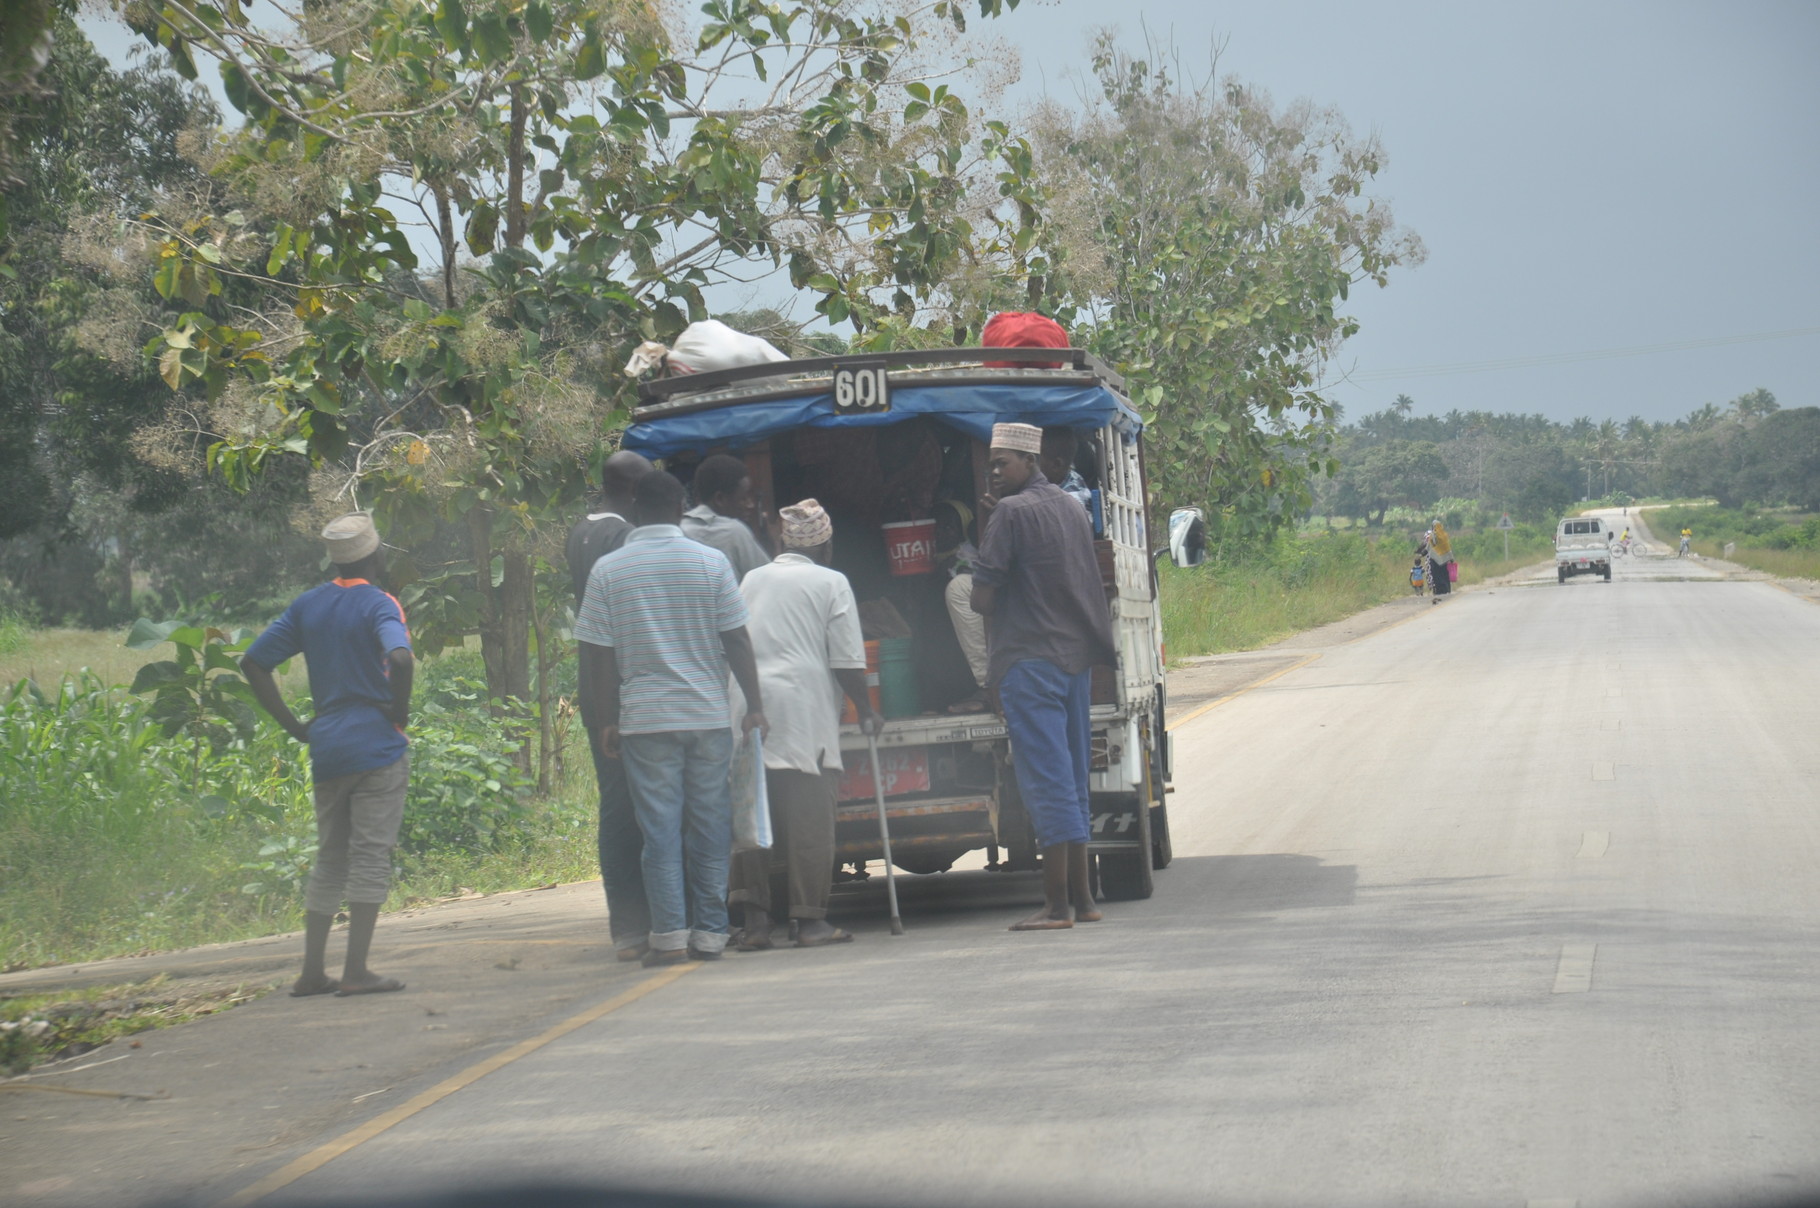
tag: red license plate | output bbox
[837,747,930,802]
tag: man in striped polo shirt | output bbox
[577,471,767,965]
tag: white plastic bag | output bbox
[730,732,772,853]
[667,320,788,375]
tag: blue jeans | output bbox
[1000,659,1092,848]
[587,730,648,949]
[619,728,734,953]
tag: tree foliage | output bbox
[1030,38,1423,545]
[1319,388,1818,525]
[123,0,1037,715]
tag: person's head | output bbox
[779,498,834,565]
[598,450,653,510]
[987,423,1042,497]
[933,499,974,556]
[693,454,754,519]
[1039,427,1078,485]
[634,470,687,528]
[322,512,387,582]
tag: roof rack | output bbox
[632,346,1126,419]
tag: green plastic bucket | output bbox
[877,637,920,718]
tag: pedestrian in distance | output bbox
[730,499,884,951]
[567,450,656,963]
[682,453,772,582]
[577,471,767,966]
[241,513,414,998]
[971,422,1119,931]
[1428,519,1454,602]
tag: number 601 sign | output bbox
[832,362,889,414]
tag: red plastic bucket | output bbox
[882,519,937,576]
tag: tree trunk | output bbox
[505,85,527,248]
[530,597,554,795]
[467,506,508,707]
[430,180,458,310]
[497,551,532,703]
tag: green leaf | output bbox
[524,1,553,42]
[433,0,467,49]
[220,61,251,113]
[574,33,604,79]
[464,200,497,256]
[128,660,186,694]
[470,12,511,63]
[125,618,184,650]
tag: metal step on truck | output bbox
[623,345,1204,900]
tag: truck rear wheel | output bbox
[1558,567,1568,584]
[1150,803,1173,870]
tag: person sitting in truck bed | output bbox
[971,422,1118,931]
[1040,428,1095,513]
[682,454,771,582]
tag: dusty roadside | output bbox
[2,881,639,1205]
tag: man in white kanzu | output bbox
[730,500,883,950]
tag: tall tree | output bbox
[126,0,1038,716]
[1031,38,1423,544]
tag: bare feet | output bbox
[1073,906,1103,923]
[795,919,854,947]
[1010,908,1073,931]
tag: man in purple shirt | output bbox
[243,513,415,997]
[971,423,1117,931]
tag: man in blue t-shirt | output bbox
[243,513,415,998]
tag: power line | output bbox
[1345,324,1820,384]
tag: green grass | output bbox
[1159,527,1554,660]
[0,625,307,694]
[0,975,265,1075]
[1644,503,1820,580]
[0,652,597,972]
[1699,543,1820,580]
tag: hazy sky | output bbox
[82,1,1819,425]
[997,0,1820,425]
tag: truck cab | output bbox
[1555,516,1612,584]
[624,346,1179,899]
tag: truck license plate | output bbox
[837,747,929,802]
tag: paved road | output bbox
[13,552,1820,1207]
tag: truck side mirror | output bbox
[1167,507,1207,568]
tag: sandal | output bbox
[795,928,855,948]
[334,976,407,996]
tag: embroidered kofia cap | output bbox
[779,498,834,549]
[989,422,1042,454]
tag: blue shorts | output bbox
[1000,658,1092,848]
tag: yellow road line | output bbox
[1165,653,1322,732]
[217,963,697,1207]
